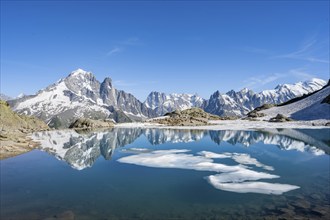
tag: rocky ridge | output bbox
[150,108,223,126]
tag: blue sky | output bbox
[1,0,329,101]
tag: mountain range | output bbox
[6,69,327,128]
[0,93,12,101]
[202,78,326,116]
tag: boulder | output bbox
[269,114,293,122]
[69,118,114,129]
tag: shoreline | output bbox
[0,131,43,160]
[114,119,330,130]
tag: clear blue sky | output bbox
[1,0,329,101]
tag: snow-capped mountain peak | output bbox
[240,88,249,94]
[270,78,327,98]
[144,92,204,115]
[10,69,153,128]
[203,78,327,117]
[17,93,26,99]
[69,68,92,77]
[259,83,330,120]
[63,69,100,100]
[310,77,326,84]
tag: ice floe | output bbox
[198,151,274,171]
[118,149,244,173]
[208,180,300,195]
[118,149,299,195]
[207,170,278,183]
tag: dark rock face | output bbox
[321,94,330,104]
[116,90,156,120]
[100,77,117,106]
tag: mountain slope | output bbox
[258,84,330,120]
[203,78,326,117]
[0,100,49,132]
[0,100,49,159]
[9,69,152,128]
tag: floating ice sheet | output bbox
[198,151,274,171]
[207,170,279,184]
[118,149,244,173]
[118,149,299,195]
[208,180,300,195]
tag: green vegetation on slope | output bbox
[0,100,49,159]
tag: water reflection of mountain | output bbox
[209,129,329,155]
[32,128,330,170]
[145,129,207,145]
[32,128,144,170]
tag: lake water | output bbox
[1,128,329,220]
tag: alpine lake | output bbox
[1,128,329,220]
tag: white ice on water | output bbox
[118,149,300,195]
[208,180,300,195]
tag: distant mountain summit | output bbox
[144,92,204,116]
[9,69,153,128]
[203,78,327,117]
[258,81,330,121]
[0,93,12,101]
